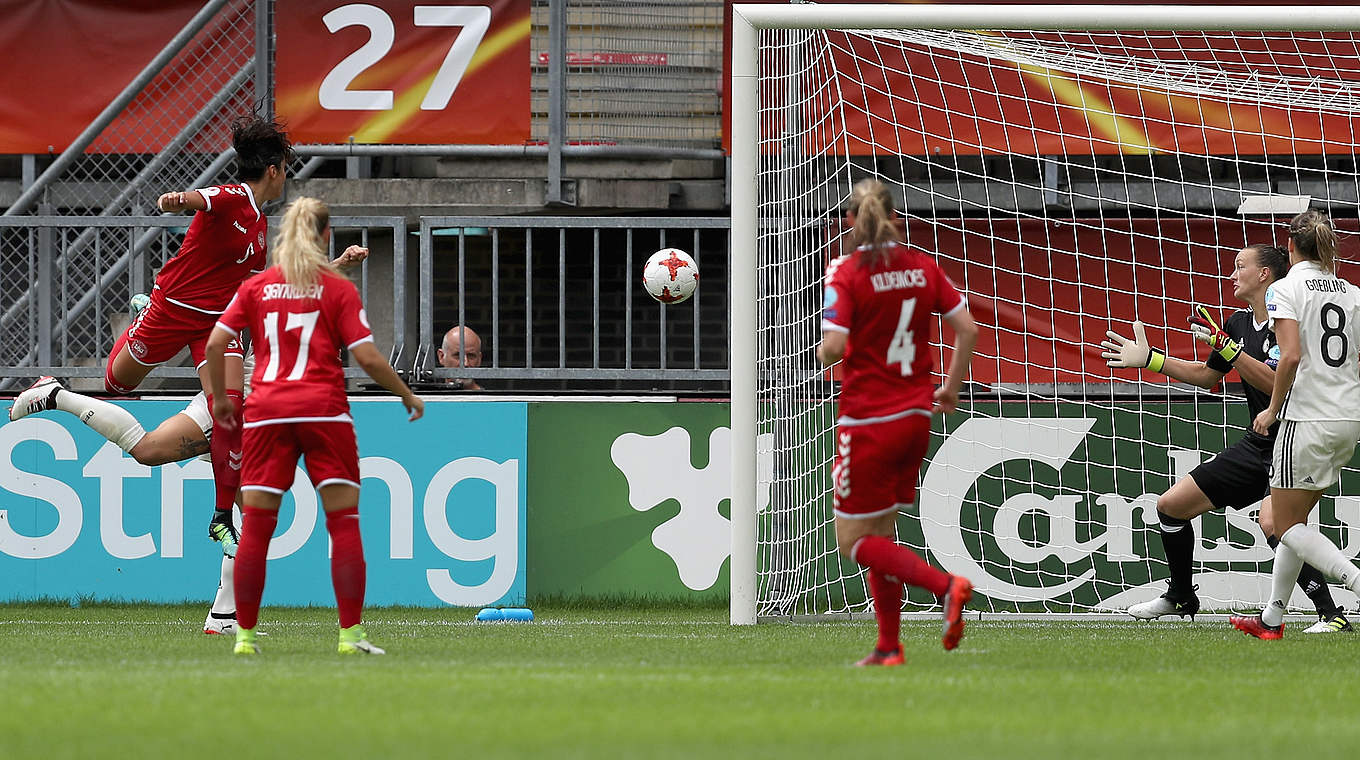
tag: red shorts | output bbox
[118,293,243,369]
[832,411,932,519]
[240,421,360,494]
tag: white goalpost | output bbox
[730,4,1360,624]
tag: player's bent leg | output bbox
[106,340,153,395]
[127,412,209,466]
[1259,496,1346,625]
[10,378,150,453]
[1128,476,1214,620]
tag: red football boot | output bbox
[1230,613,1284,640]
[855,648,906,667]
[942,575,973,651]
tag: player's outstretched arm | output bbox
[1100,320,1223,389]
[156,190,208,214]
[351,341,425,421]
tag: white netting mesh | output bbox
[754,23,1360,618]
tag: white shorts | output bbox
[1271,419,1360,491]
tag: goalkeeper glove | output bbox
[208,508,238,559]
[1101,320,1166,372]
[1188,305,1242,364]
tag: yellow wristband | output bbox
[1146,349,1166,373]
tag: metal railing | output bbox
[0,215,406,386]
[415,216,729,386]
[1,214,731,391]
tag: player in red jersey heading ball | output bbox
[206,197,423,655]
[817,179,979,666]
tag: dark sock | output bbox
[1268,534,1341,617]
[1158,512,1195,597]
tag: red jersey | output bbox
[216,268,373,424]
[821,242,964,421]
[153,184,268,315]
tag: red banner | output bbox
[727,0,1360,156]
[275,0,530,145]
[0,0,209,154]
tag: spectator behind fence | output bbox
[437,325,483,390]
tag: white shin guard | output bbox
[53,389,147,453]
[1281,523,1360,593]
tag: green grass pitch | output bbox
[2,603,1356,759]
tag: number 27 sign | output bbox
[275,0,530,145]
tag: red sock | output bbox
[233,506,278,631]
[868,569,903,653]
[855,534,950,597]
[326,507,366,629]
[208,390,245,513]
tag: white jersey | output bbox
[1266,260,1360,421]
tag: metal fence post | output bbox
[546,0,567,205]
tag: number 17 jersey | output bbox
[217,268,375,424]
[821,242,965,422]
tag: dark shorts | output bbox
[1189,430,1272,509]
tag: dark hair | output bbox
[847,179,899,267]
[1289,209,1339,274]
[230,115,292,182]
[1247,243,1289,282]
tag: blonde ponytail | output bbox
[1289,209,1340,274]
[847,179,900,267]
[273,196,338,286]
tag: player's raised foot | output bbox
[129,292,150,318]
[207,509,238,558]
[9,376,61,421]
[233,626,260,655]
[1302,611,1352,634]
[941,574,973,651]
[855,647,905,667]
[338,624,385,655]
[1229,613,1284,640]
[1127,588,1200,620]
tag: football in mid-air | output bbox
[642,248,698,304]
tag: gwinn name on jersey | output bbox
[1265,259,1360,422]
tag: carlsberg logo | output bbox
[921,417,1360,603]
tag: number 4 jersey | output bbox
[1266,259,1360,422]
[821,242,965,422]
[216,268,375,424]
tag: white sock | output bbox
[1261,541,1302,627]
[1281,523,1360,593]
[210,555,235,615]
[53,389,146,452]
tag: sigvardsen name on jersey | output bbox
[869,268,927,292]
[261,283,325,301]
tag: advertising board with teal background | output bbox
[0,399,527,607]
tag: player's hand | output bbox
[1100,321,1165,372]
[334,245,369,269]
[932,386,959,415]
[1253,407,1278,435]
[403,393,425,421]
[1188,305,1243,363]
[212,395,238,432]
[157,191,189,213]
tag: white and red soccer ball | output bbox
[642,248,698,304]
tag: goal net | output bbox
[729,4,1360,621]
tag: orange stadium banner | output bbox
[724,0,1360,156]
[0,0,206,154]
[275,0,530,145]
